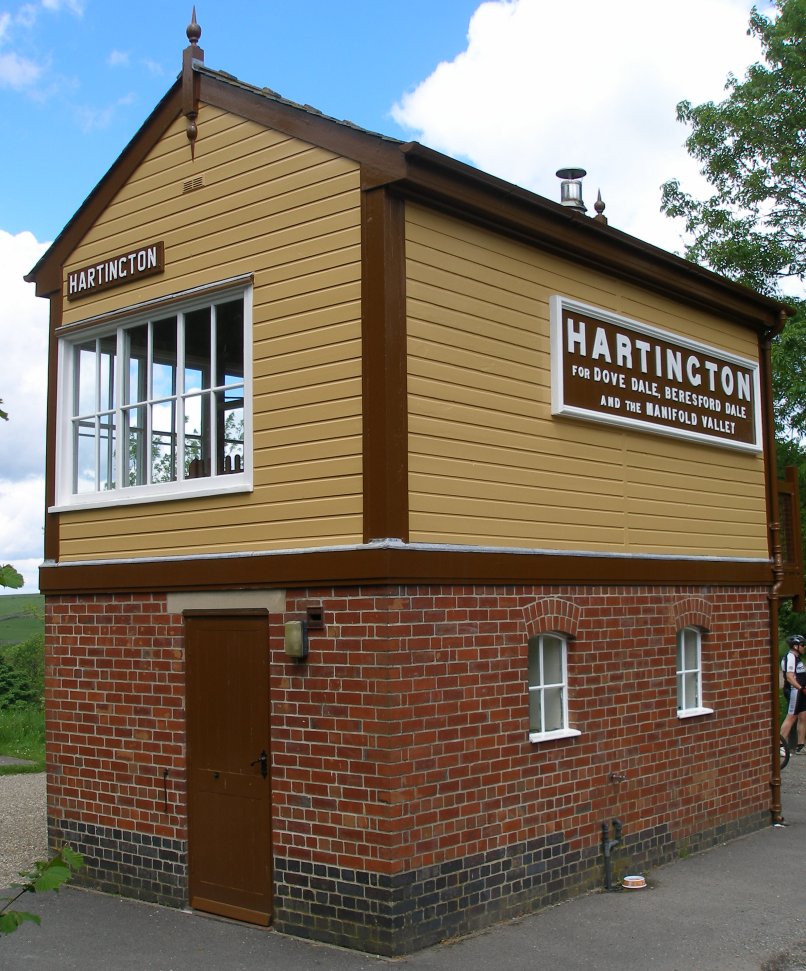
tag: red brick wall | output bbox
[274,584,770,876]
[45,595,186,843]
[45,582,771,932]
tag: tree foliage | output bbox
[661,0,806,296]
[661,0,806,632]
[0,847,84,935]
[0,565,24,590]
[660,0,806,443]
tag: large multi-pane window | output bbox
[58,286,251,507]
[528,633,579,741]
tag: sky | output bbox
[0,0,775,592]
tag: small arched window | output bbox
[528,633,580,742]
[676,627,713,718]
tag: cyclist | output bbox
[781,634,806,754]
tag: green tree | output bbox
[660,0,806,440]
[661,0,806,631]
[0,657,38,711]
[661,0,806,297]
[1,633,45,705]
[660,0,806,436]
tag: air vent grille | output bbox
[183,176,204,193]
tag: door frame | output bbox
[184,608,272,925]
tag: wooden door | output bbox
[186,614,272,925]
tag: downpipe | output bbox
[601,818,622,891]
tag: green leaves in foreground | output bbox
[0,565,23,590]
[0,846,84,935]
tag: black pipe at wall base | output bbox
[601,818,623,891]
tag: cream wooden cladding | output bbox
[405,204,768,560]
[57,108,363,561]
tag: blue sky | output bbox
[2,1,482,241]
[0,0,775,591]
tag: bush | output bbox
[1,634,44,702]
[0,631,44,712]
[0,656,38,710]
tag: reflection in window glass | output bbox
[98,336,116,413]
[185,307,211,393]
[73,339,117,492]
[217,390,244,474]
[124,405,146,486]
[528,634,569,735]
[126,325,148,406]
[152,316,177,401]
[677,628,702,712]
[216,299,244,387]
[184,393,210,479]
[98,412,116,491]
[74,419,96,494]
[76,343,97,416]
[62,290,248,499]
[151,399,177,484]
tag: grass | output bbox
[0,594,45,648]
[0,706,45,775]
[0,596,46,775]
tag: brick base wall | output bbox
[273,809,767,954]
[45,582,773,955]
[49,816,187,906]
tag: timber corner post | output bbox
[183,8,204,159]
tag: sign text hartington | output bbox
[66,242,165,301]
[550,297,761,451]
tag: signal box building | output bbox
[26,19,804,956]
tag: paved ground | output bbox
[2,759,806,970]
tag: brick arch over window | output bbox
[671,596,713,632]
[524,597,582,640]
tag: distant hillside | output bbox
[0,594,45,646]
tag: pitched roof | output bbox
[26,37,791,334]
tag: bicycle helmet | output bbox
[786,634,806,648]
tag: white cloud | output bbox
[0,229,50,480]
[74,92,136,132]
[0,50,41,88]
[107,49,130,68]
[16,5,38,29]
[392,0,771,254]
[143,58,165,77]
[0,479,45,592]
[0,230,49,594]
[41,0,85,15]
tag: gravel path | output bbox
[0,773,47,889]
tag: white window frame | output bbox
[53,281,253,511]
[676,627,714,719]
[528,632,581,743]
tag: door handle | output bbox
[250,749,268,778]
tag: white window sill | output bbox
[50,475,252,512]
[529,728,582,744]
[677,707,714,720]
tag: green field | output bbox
[0,593,45,771]
[0,593,45,646]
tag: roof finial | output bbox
[187,7,202,46]
[593,189,608,225]
[182,8,204,160]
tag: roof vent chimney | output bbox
[556,167,587,213]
